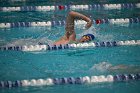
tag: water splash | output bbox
[96,34,114,41]
[90,62,140,74]
[77,25,114,41]
[90,62,112,72]
[0,39,7,46]
[4,37,54,46]
[78,26,97,37]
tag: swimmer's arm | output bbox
[69,11,92,29]
[54,11,92,45]
[65,11,92,38]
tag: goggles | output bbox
[82,35,91,40]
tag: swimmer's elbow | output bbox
[68,11,75,17]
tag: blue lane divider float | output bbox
[0,18,140,28]
[0,73,140,88]
[0,40,140,51]
[0,3,140,12]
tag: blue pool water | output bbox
[0,0,140,93]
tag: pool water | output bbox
[0,0,140,93]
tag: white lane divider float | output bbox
[0,18,139,28]
[0,40,140,51]
[0,3,140,12]
[0,73,140,88]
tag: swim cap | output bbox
[82,34,95,41]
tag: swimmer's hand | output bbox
[85,20,92,29]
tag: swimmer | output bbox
[54,11,94,45]
[109,64,140,74]
[91,62,140,74]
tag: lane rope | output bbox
[0,73,140,88]
[0,18,140,28]
[0,40,140,51]
[0,3,140,12]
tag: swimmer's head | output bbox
[79,34,95,42]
